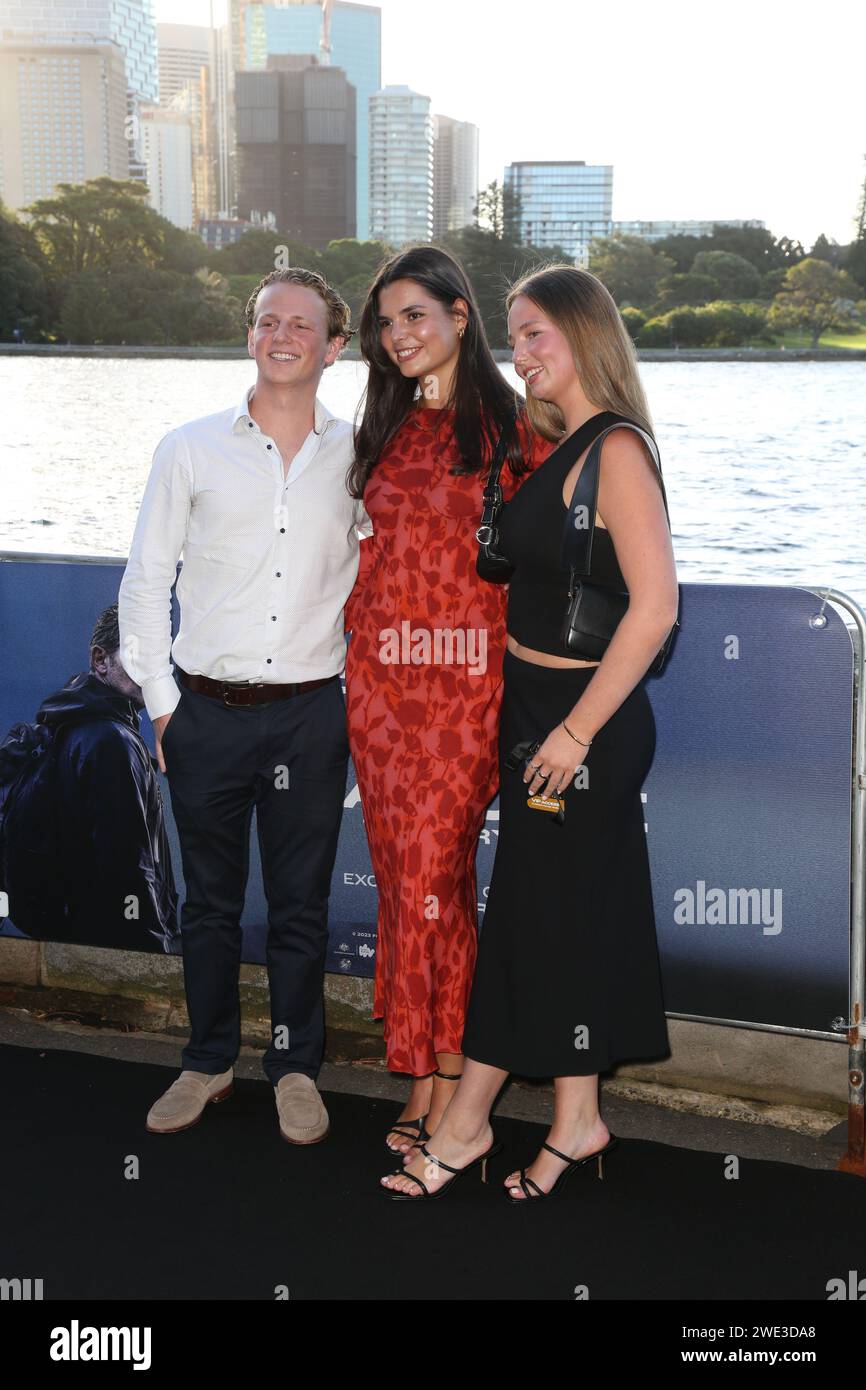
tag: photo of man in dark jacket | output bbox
[1,603,179,952]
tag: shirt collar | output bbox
[231,385,335,437]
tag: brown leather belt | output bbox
[175,666,336,707]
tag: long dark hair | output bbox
[349,244,530,499]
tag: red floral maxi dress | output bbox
[343,405,552,1076]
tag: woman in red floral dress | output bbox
[343,246,552,1155]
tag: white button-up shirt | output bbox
[118,386,372,721]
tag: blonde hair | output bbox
[244,267,353,341]
[506,264,653,443]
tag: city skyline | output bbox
[149,0,865,248]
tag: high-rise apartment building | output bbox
[369,84,433,247]
[504,160,613,265]
[157,23,216,221]
[0,38,128,209]
[139,103,193,228]
[432,114,478,237]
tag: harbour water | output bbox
[1,356,864,611]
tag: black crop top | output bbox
[498,411,634,657]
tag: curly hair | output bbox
[244,267,353,343]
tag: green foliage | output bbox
[637,300,771,349]
[205,229,320,276]
[0,199,50,339]
[759,268,788,300]
[320,237,391,285]
[691,250,761,301]
[843,236,866,292]
[59,265,241,345]
[768,258,860,347]
[809,234,843,268]
[26,177,206,280]
[589,233,674,309]
[656,272,718,309]
[652,226,805,276]
[472,180,523,240]
[225,273,261,318]
[619,306,646,340]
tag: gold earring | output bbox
[458,327,465,339]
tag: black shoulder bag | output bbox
[475,421,516,583]
[560,421,680,673]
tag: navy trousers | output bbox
[162,674,349,1084]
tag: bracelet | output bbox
[561,719,592,747]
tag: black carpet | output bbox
[3,1043,864,1302]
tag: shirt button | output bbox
[276,571,281,577]
[267,443,273,450]
[271,615,277,621]
[280,527,285,533]
[266,658,272,664]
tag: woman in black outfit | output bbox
[380,265,679,1202]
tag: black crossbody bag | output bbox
[475,418,517,583]
[560,421,680,672]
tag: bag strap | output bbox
[561,421,671,578]
[475,411,518,545]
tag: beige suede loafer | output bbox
[274,1073,330,1144]
[146,1068,234,1134]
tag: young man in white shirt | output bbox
[118,268,372,1143]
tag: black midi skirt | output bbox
[462,648,671,1078]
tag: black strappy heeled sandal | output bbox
[381,1137,503,1201]
[385,1114,430,1154]
[384,1068,463,1154]
[503,1135,619,1203]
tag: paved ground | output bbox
[0,1006,852,1173]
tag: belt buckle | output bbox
[222,680,263,708]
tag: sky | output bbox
[154,0,866,248]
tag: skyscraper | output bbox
[139,104,194,228]
[0,0,159,184]
[157,23,217,221]
[157,22,209,103]
[505,160,613,266]
[369,85,433,247]
[235,54,356,248]
[433,114,478,237]
[243,1,380,240]
[0,37,128,210]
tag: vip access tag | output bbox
[526,791,566,823]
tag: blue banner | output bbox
[0,558,854,1034]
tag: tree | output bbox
[768,258,860,347]
[653,226,803,275]
[439,224,572,347]
[0,200,50,339]
[656,271,718,309]
[320,237,391,285]
[588,234,674,309]
[619,306,646,341]
[809,234,843,268]
[59,265,240,345]
[696,301,770,346]
[320,237,394,321]
[26,177,206,279]
[206,228,321,276]
[472,180,523,241]
[843,155,866,291]
[691,250,761,301]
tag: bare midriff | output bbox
[505,634,601,669]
